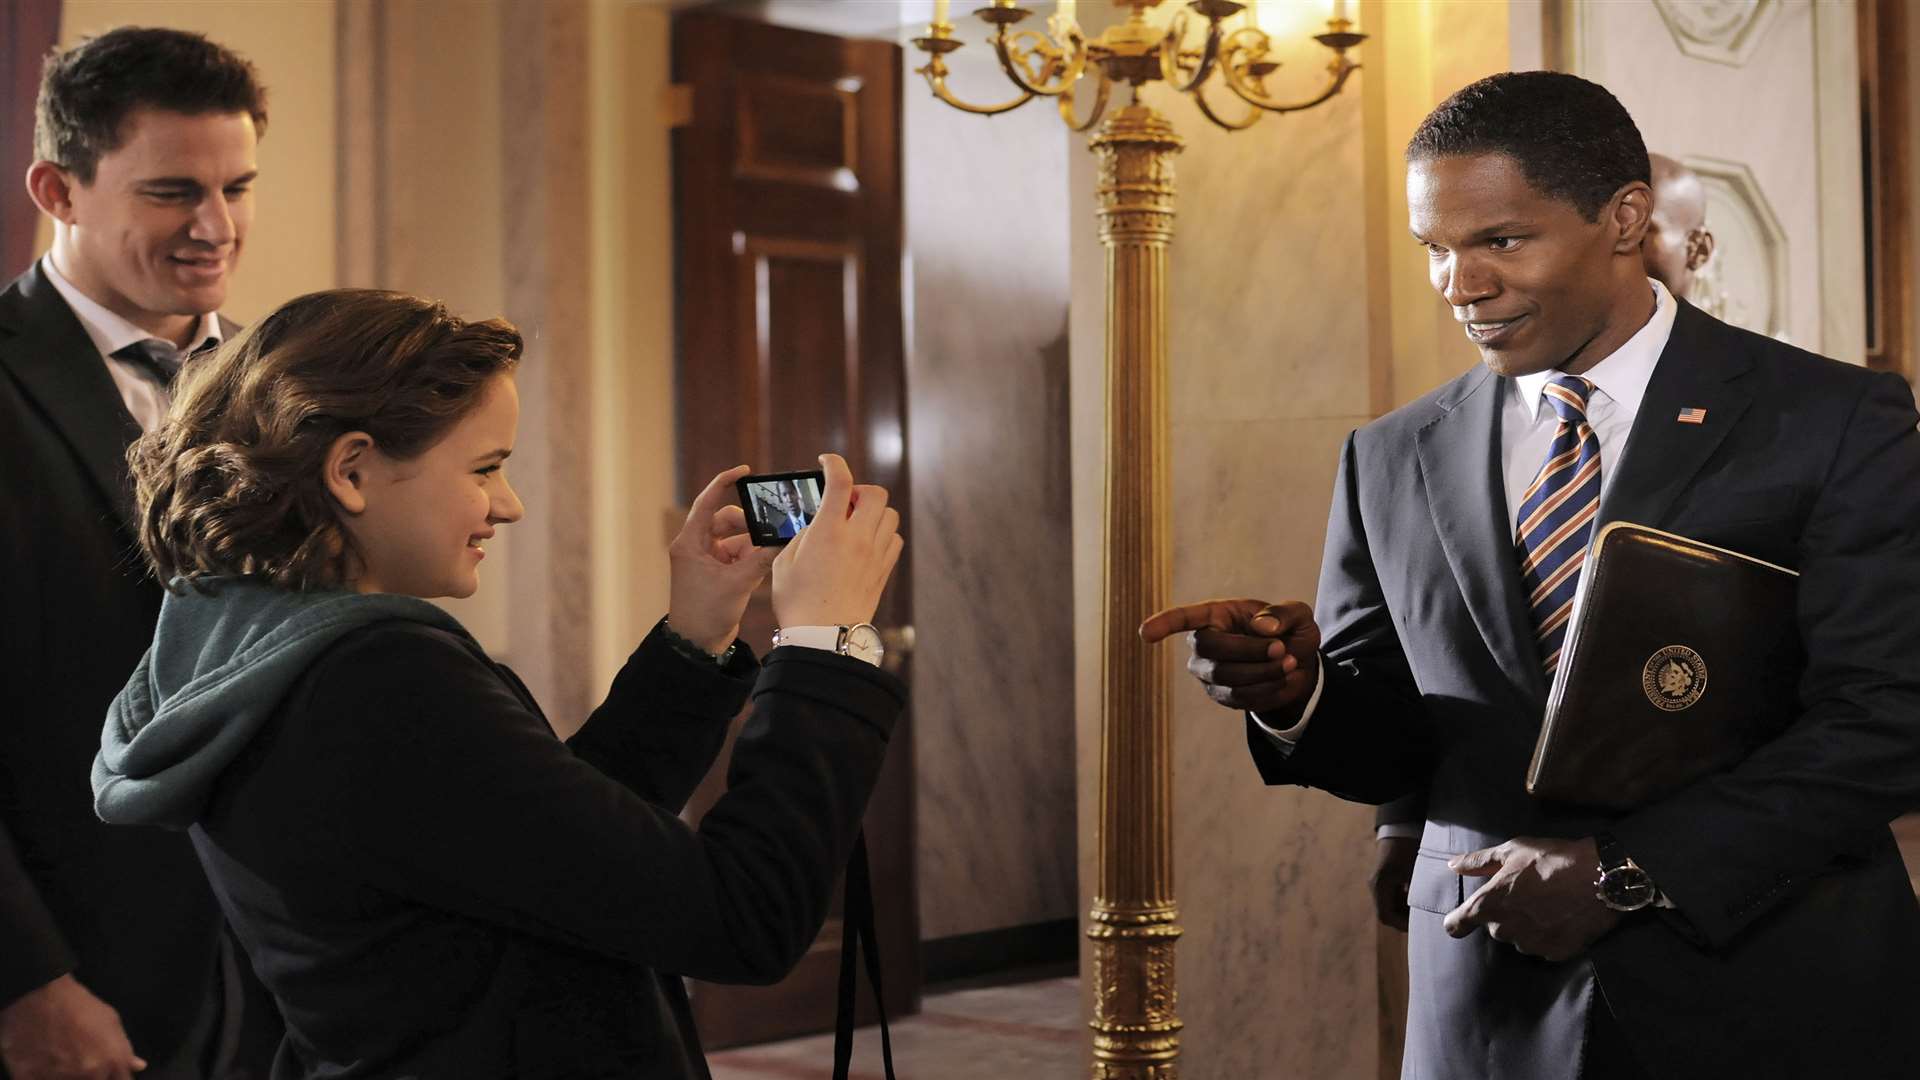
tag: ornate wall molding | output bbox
[1650,0,1781,67]
[1683,155,1791,340]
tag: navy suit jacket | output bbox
[1252,302,1920,1079]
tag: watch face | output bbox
[847,624,883,655]
[1600,867,1657,910]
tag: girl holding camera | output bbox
[92,289,903,1078]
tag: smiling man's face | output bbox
[55,107,258,342]
[1408,152,1648,379]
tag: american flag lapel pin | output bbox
[1676,407,1707,425]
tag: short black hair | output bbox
[1406,71,1648,222]
[35,27,269,183]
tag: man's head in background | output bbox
[25,27,268,346]
[1641,152,1715,301]
[1405,71,1655,379]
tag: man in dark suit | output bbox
[0,28,275,1080]
[1368,149,1724,933]
[1145,72,1920,1078]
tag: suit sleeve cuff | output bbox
[0,852,79,1008]
[1248,656,1326,752]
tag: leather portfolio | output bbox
[1525,521,1803,811]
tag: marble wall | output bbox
[903,32,1081,941]
[332,0,681,724]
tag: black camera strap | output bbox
[832,830,897,1080]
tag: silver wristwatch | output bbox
[771,624,885,667]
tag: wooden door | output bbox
[670,10,918,1049]
[2,0,62,274]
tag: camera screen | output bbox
[738,471,826,546]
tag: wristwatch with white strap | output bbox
[772,624,885,667]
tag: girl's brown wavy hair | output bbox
[131,288,523,591]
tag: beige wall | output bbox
[587,1,678,696]
[1365,0,1507,411]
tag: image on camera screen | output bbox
[745,475,824,543]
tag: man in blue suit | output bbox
[1145,72,1920,1079]
[763,482,811,540]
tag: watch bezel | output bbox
[1596,862,1658,912]
[841,623,884,663]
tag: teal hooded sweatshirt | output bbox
[94,576,468,830]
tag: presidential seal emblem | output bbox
[1643,645,1707,712]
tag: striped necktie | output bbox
[1514,374,1602,676]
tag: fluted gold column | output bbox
[1087,101,1184,1080]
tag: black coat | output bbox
[1253,302,1920,1079]
[0,263,228,1064]
[192,619,902,1079]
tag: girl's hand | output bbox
[772,453,903,629]
[666,465,779,654]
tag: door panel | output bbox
[741,238,860,468]
[671,9,916,1049]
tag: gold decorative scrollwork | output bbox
[910,0,1367,133]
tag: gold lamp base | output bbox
[1088,101,1183,1079]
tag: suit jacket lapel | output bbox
[0,264,143,530]
[1597,301,1754,530]
[1416,366,1549,710]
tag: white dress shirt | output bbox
[1254,280,1679,759]
[41,255,224,435]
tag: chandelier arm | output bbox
[1224,59,1360,115]
[1189,78,1263,131]
[1057,71,1113,132]
[989,24,1086,97]
[916,61,1039,115]
[1159,16,1225,94]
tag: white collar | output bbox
[1514,278,1677,421]
[41,255,223,360]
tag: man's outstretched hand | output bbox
[1443,836,1622,962]
[1140,599,1321,719]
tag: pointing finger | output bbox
[1141,599,1268,644]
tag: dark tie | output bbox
[111,336,217,390]
[112,339,183,388]
[1514,375,1602,675]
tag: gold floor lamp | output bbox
[909,1,1368,1075]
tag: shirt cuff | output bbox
[1376,822,1423,841]
[1249,656,1326,750]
